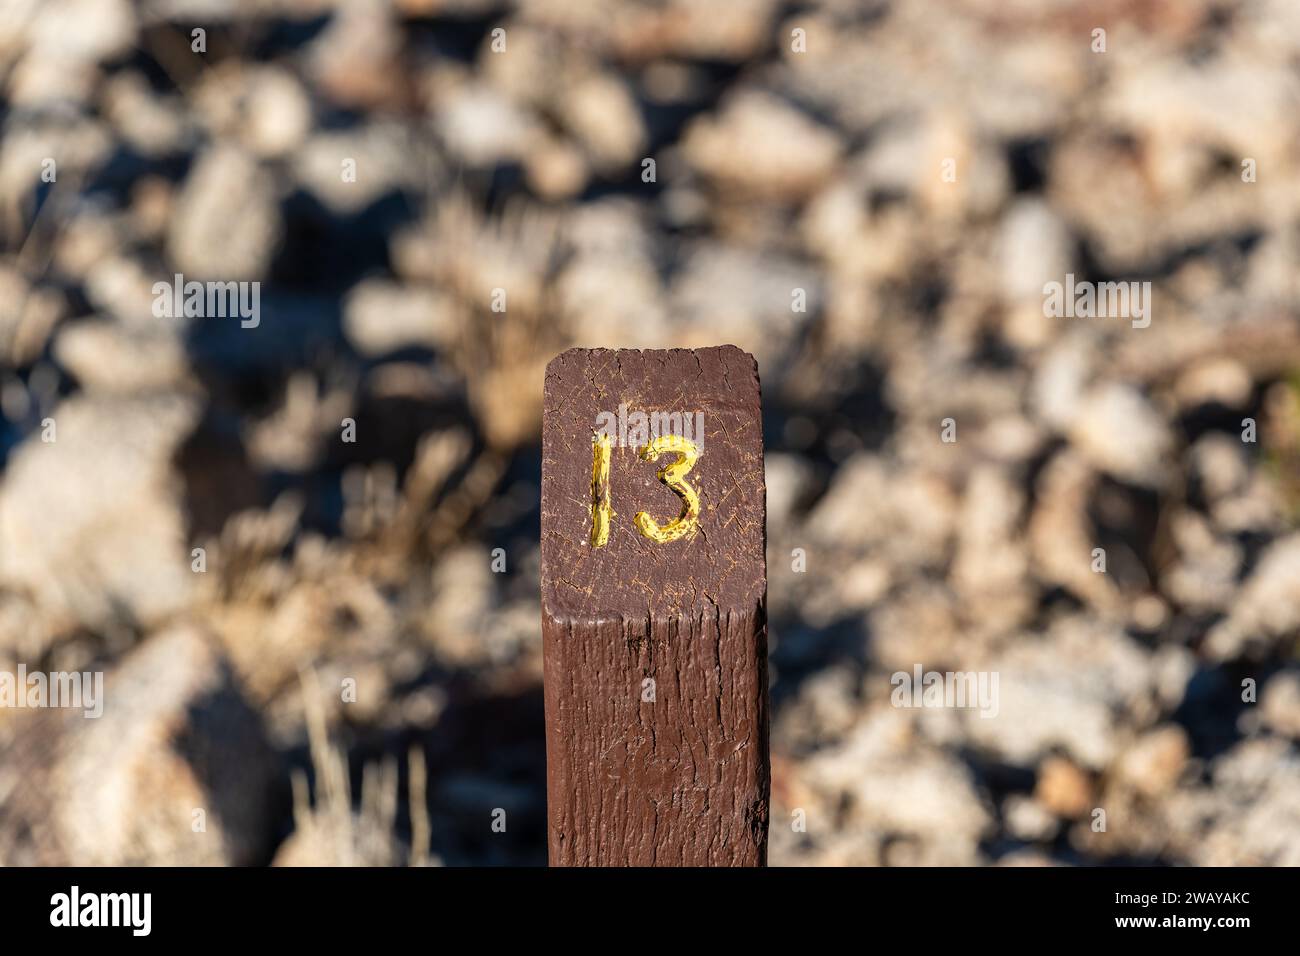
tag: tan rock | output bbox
[0,627,282,865]
[1114,726,1190,798]
[682,91,843,200]
[168,146,282,280]
[0,394,198,638]
[1035,757,1093,819]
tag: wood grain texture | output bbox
[541,346,769,866]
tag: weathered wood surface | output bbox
[540,346,769,866]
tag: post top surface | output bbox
[540,346,766,623]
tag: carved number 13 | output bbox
[590,434,701,546]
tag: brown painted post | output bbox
[540,346,769,866]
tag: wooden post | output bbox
[540,346,769,866]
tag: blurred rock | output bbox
[1261,671,1300,738]
[1003,795,1057,842]
[195,64,313,159]
[1113,726,1190,799]
[682,91,843,200]
[102,71,189,157]
[561,72,645,173]
[965,618,1155,769]
[1163,511,1241,613]
[168,145,283,280]
[869,582,959,671]
[1069,384,1175,488]
[307,0,408,110]
[517,0,778,63]
[5,51,97,108]
[0,111,112,203]
[525,134,589,200]
[805,710,992,865]
[1174,357,1254,410]
[1035,757,1092,819]
[855,115,1009,220]
[0,626,281,865]
[1206,533,1300,659]
[295,121,431,215]
[427,543,499,667]
[436,84,539,167]
[1032,338,1093,432]
[670,242,818,363]
[950,465,1031,633]
[54,319,189,393]
[21,0,135,65]
[83,255,170,330]
[559,200,671,346]
[808,454,956,571]
[1189,433,1249,503]
[343,278,455,357]
[1193,739,1300,865]
[0,394,198,637]
[0,266,65,366]
[1027,450,1119,612]
[997,198,1073,303]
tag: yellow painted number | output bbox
[590,433,613,547]
[634,435,702,543]
[590,434,702,546]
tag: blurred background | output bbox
[1,0,1299,866]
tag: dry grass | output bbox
[278,668,436,866]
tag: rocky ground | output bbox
[1,0,1299,865]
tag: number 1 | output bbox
[590,434,613,547]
